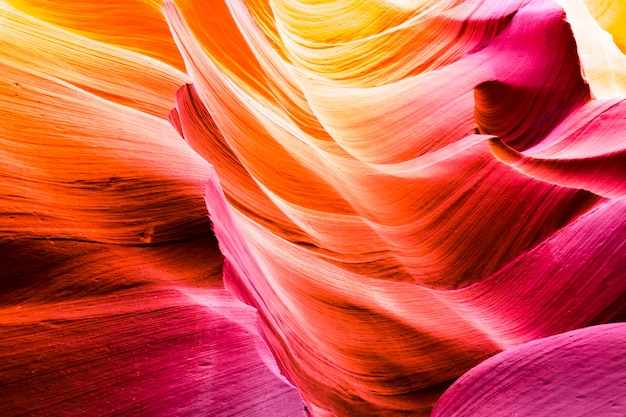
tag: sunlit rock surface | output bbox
[432,323,626,416]
[1,0,624,416]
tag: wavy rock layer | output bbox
[0,238,305,416]
[0,1,304,415]
[168,0,626,415]
[432,323,626,416]
[1,0,625,416]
